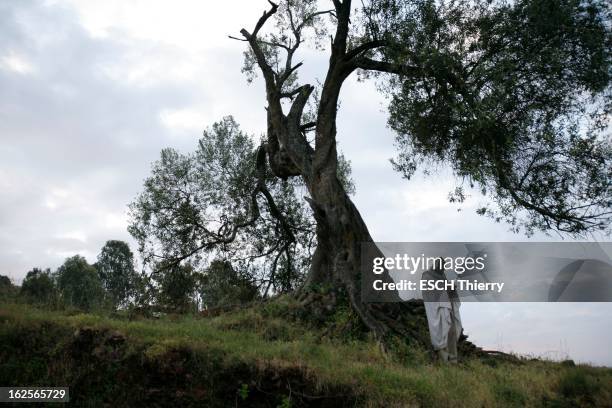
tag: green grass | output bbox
[1,301,611,407]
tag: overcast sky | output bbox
[1,0,611,366]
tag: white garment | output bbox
[424,300,462,350]
[421,268,462,350]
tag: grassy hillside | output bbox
[1,300,611,407]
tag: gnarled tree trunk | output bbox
[238,0,433,348]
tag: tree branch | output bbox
[296,9,336,32]
[300,122,316,131]
[495,165,603,233]
[279,62,303,86]
[352,57,420,76]
[280,86,304,99]
[331,0,352,56]
[345,39,388,60]
[288,85,315,121]
[253,0,279,37]
[239,1,279,87]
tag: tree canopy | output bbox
[20,268,56,304]
[199,260,260,308]
[154,262,199,313]
[56,255,104,311]
[238,0,611,236]
[376,0,612,234]
[129,116,354,295]
[0,274,16,301]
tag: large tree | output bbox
[133,0,610,345]
[230,0,611,341]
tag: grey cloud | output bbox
[0,0,243,279]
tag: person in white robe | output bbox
[421,263,462,363]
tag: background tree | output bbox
[129,116,353,296]
[154,262,199,313]
[134,273,157,310]
[0,274,17,301]
[56,255,104,311]
[0,275,11,288]
[20,268,56,305]
[199,260,260,308]
[95,240,139,309]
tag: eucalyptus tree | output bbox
[95,240,139,308]
[229,0,611,341]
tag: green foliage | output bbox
[246,0,611,237]
[238,383,249,400]
[95,240,139,309]
[0,275,11,288]
[153,262,199,313]
[131,272,155,310]
[56,255,104,311]
[360,0,612,235]
[129,116,358,297]
[385,336,429,366]
[0,274,17,301]
[336,152,356,196]
[128,116,327,295]
[277,395,292,408]
[20,268,56,305]
[557,367,601,404]
[199,260,259,308]
[493,382,527,407]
